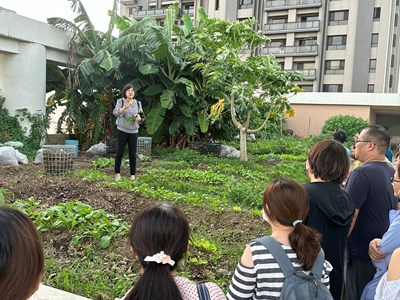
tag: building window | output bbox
[367,84,374,93]
[296,63,304,70]
[329,10,349,25]
[327,35,347,50]
[299,85,313,92]
[216,0,219,10]
[391,55,395,67]
[373,7,381,21]
[323,84,343,92]
[395,14,398,27]
[397,0,399,6]
[325,60,345,74]
[298,38,317,46]
[369,59,377,73]
[268,39,286,48]
[393,34,397,47]
[300,15,319,22]
[239,0,253,9]
[371,34,379,47]
[390,75,393,88]
[271,17,288,24]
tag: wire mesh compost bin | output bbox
[137,137,152,156]
[43,145,75,175]
[188,141,222,156]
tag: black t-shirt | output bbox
[345,162,397,262]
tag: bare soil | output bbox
[0,152,267,290]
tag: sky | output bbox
[0,0,116,32]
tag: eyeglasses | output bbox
[391,177,400,183]
[355,140,371,144]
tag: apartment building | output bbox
[120,0,400,93]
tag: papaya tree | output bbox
[188,9,303,160]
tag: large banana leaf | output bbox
[175,77,195,96]
[139,64,159,75]
[197,112,209,133]
[183,117,195,136]
[93,50,121,71]
[146,104,167,134]
[143,84,164,96]
[179,105,192,117]
[160,90,175,109]
[169,118,182,135]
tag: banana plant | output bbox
[47,0,123,147]
[111,6,209,147]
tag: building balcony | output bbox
[129,8,168,18]
[264,20,320,34]
[120,0,138,5]
[262,45,318,57]
[129,7,194,19]
[239,4,254,9]
[265,0,322,11]
[287,69,316,80]
[182,8,195,16]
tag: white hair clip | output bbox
[144,251,175,266]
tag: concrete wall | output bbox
[286,92,400,137]
[0,8,70,130]
[288,104,371,136]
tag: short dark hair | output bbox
[263,178,321,271]
[363,125,391,155]
[0,206,44,300]
[127,202,189,300]
[333,130,347,144]
[121,84,135,98]
[308,140,350,183]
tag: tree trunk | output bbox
[239,127,247,161]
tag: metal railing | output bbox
[264,20,320,33]
[287,69,316,79]
[262,45,318,56]
[120,0,138,4]
[265,0,321,10]
[130,8,168,17]
[129,8,194,18]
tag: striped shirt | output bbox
[227,240,333,299]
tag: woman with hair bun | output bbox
[227,178,332,299]
[304,140,355,300]
[118,202,226,300]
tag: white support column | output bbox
[0,42,46,131]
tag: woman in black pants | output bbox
[113,84,143,180]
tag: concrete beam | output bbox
[0,8,70,57]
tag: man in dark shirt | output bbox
[343,125,397,299]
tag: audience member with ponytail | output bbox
[117,202,226,300]
[227,178,333,299]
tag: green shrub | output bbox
[0,96,25,143]
[0,95,50,158]
[321,115,369,146]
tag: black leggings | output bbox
[114,130,138,176]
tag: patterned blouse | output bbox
[115,276,226,300]
[227,241,333,299]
